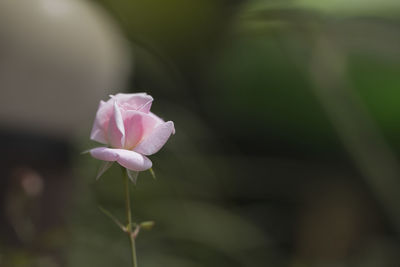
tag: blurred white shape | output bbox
[42,0,69,16]
[0,0,131,138]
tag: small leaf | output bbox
[149,168,156,180]
[96,161,113,180]
[81,149,91,155]
[140,221,155,230]
[127,169,139,184]
[98,206,126,232]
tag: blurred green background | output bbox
[1,0,400,266]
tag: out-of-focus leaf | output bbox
[296,0,400,17]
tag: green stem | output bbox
[124,169,138,267]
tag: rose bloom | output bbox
[89,93,175,172]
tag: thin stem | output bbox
[124,169,138,267]
[98,206,126,232]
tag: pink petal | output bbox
[90,94,154,145]
[149,112,165,124]
[123,111,144,149]
[134,121,175,155]
[90,101,112,144]
[115,149,152,171]
[90,147,119,161]
[90,147,152,171]
[138,100,153,113]
[111,93,153,113]
[90,126,107,144]
[123,110,160,149]
[107,102,125,148]
[147,113,176,134]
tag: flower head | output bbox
[89,93,175,172]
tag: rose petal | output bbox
[147,113,176,135]
[138,100,153,113]
[90,127,107,144]
[111,93,153,113]
[149,112,165,124]
[90,101,111,144]
[123,110,161,149]
[90,147,119,161]
[90,93,154,145]
[115,149,152,171]
[90,147,152,171]
[123,111,144,149]
[107,101,125,148]
[134,121,175,155]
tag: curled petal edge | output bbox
[134,121,175,156]
[90,147,152,172]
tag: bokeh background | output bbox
[1,0,400,266]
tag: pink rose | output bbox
[89,93,175,172]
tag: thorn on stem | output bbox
[131,226,141,239]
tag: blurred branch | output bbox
[241,7,400,64]
[130,36,187,89]
[242,7,319,22]
[98,206,126,232]
[333,19,400,62]
[237,7,321,35]
[239,5,400,234]
[308,33,400,235]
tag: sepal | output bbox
[96,161,113,180]
[81,149,91,155]
[127,169,139,184]
[149,168,156,180]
